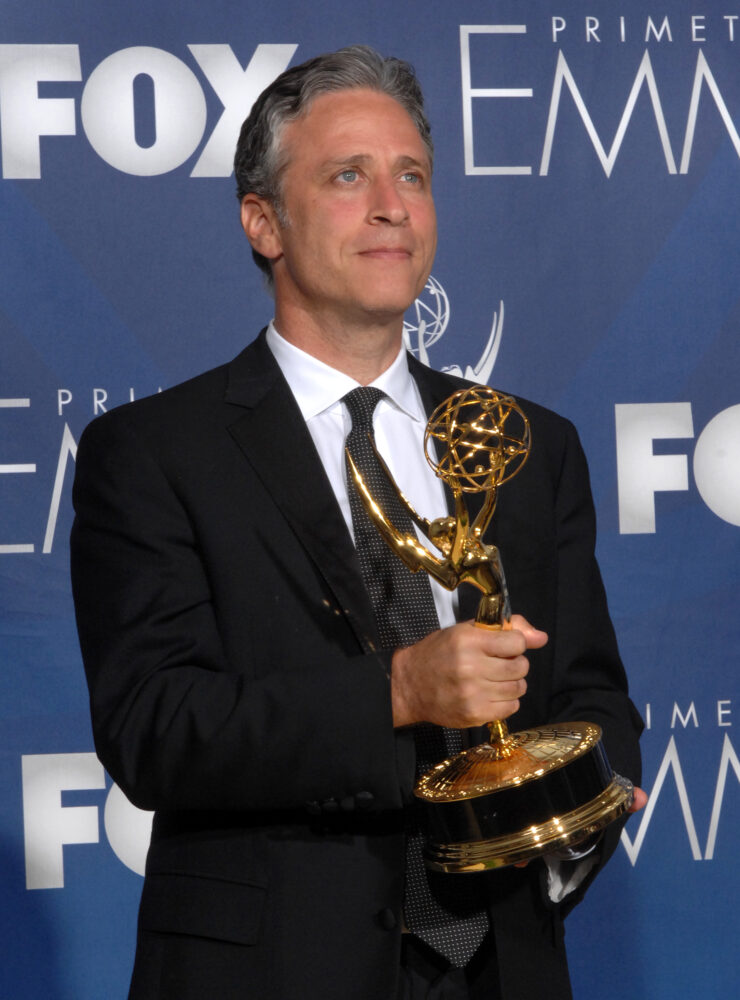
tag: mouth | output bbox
[358,247,412,260]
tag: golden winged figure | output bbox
[346,386,531,629]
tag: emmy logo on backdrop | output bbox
[403,275,504,385]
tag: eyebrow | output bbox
[320,153,430,173]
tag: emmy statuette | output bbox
[346,386,634,872]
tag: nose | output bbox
[368,175,409,226]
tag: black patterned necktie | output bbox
[342,386,489,968]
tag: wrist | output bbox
[390,646,415,728]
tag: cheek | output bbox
[419,206,438,246]
[327,211,363,250]
[294,210,355,261]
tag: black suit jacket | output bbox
[70,331,642,1000]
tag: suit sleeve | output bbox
[70,409,412,815]
[541,417,643,911]
[546,419,643,777]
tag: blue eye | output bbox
[338,169,358,183]
[401,171,421,184]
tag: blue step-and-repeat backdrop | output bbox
[1,1,738,997]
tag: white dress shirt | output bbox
[266,321,457,629]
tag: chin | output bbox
[361,284,420,316]
[360,300,416,324]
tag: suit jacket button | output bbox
[322,798,339,813]
[376,908,397,931]
[356,791,374,810]
[305,801,321,816]
[340,796,356,812]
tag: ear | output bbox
[240,194,284,262]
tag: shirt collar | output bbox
[266,321,425,423]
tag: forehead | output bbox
[280,88,429,167]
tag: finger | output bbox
[629,786,648,813]
[485,676,528,701]
[475,627,529,659]
[482,655,530,682]
[481,698,520,722]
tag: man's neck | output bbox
[273,305,405,385]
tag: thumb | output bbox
[509,614,548,649]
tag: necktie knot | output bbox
[342,386,386,432]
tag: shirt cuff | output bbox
[544,848,600,904]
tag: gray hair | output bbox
[233,45,433,283]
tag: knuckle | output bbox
[458,681,476,704]
[506,655,528,679]
[457,660,476,682]
[504,679,524,698]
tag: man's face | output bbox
[261,88,437,329]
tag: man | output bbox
[71,46,644,1000]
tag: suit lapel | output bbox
[222,338,491,642]
[223,332,379,651]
